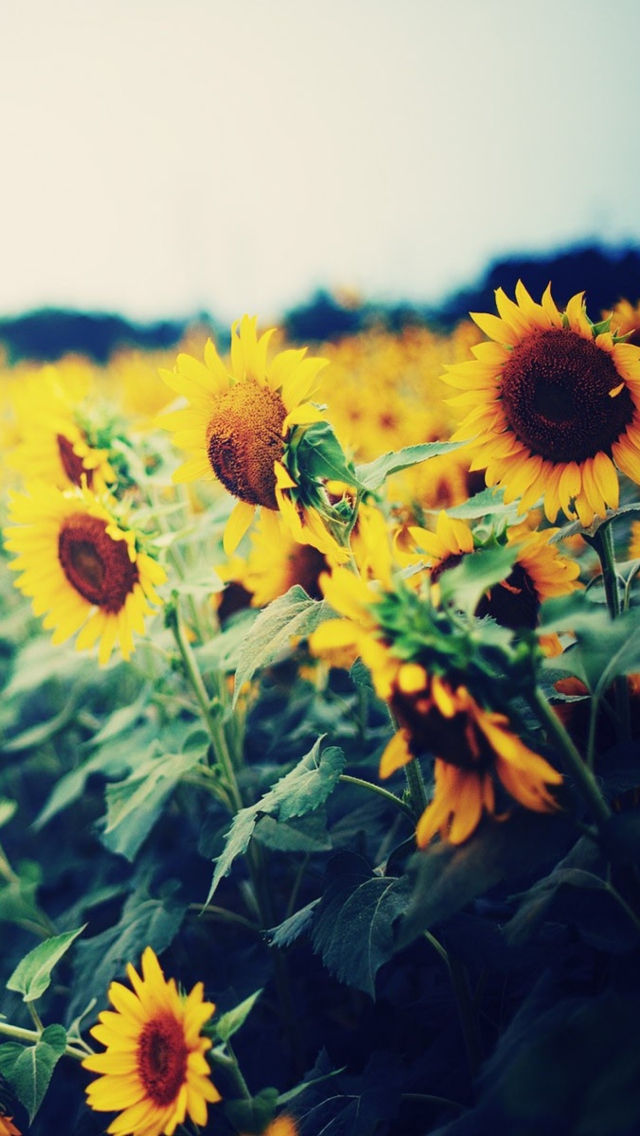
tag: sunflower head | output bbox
[83,946,220,1136]
[4,482,166,665]
[160,316,337,556]
[445,282,640,526]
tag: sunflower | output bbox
[159,315,346,558]
[83,946,220,1136]
[379,669,562,844]
[629,521,640,561]
[398,511,581,630]
[7,370,115,492]
[0,1116,20,1136]
[217,510,329,609]
[445,282,640,526]
[4,482,166,665]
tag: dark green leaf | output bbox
[0,1024,67,1122]
[397,811,573,949]
[311,852,413,996]
[253,811,332,852]
[207,739,345,902]
[267,899,320,949]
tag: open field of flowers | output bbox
[1,284,640,1136]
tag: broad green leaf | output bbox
[86,682,152,748]
[70,889,186,1017]
[434,486,515,520]
[355,440,462,492]
[33,724,157,829]
[207,739,345,903]
[540,600,640,693]
[0,1024,67,1122]
[7,926,87,1003]
[437,544,518,617]
[0,861,47,932]
[397,810,574,949]
[254,811,332,853]
[506,868,640,952]
[2,685,85,754]
[214,989,263,1043]
[102,744,208,861]
[233,586,332,705]
[295,421,362,487]
[311,852,413,996]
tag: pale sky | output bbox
[1,0,639,323]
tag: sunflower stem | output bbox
[591,522,632,746]
[0,1021,88,1062]
[210,1043,252,1100]
[168,600,243,812]
[403,756,429,819]
[338,774,416,821]
[530,686,611,830]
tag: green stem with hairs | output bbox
[592,522,632,746]
[338,774,416,821]
[167,599,243,813]
[0,1021,90,1062]
[530,686,611,830]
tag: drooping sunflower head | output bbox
[379,670,562,845]
[446,282,640,526]
[83,946,220,1136]
[4,482,166,665]
[160,315,329,555]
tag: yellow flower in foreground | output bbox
[445,282,640,526]
[4,482,166,665]
[380,672,563,846]
[259,1119,299,1136]
[0,1116,21,1136]
[83,946,220,1136]
[160,315,331,556]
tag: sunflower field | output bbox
[1,285,640,1136]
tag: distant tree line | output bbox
[2,243,640,363]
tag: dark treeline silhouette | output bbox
[2,243,640,363]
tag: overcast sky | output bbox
[1,0,639,323]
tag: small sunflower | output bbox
[8,372,115,492]
[83,946,220,1136]
[629,521,640,560]
[445,282,640,526]
[160,316,344,558]
[398,511,581,631]
[4,482,166,665]
[379,669,562,845]
[217,511,329,609]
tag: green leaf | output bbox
[437,544,518,617]
[540,599,640,694]
[233,586,332,705]
[102,744,208,861]
[267,899,320,949]
[86,683,152,748]
[214,989,263,1043]
[0,1024,67,1122]
[0,861,47,932]
[311,852,413,996]
[396,810,574,949]
[295,421,362,486]
[207,739,345,903]
[433,486,515,520]
[355,440,462,492]
[2,684,86,754]
[506,868,640,952]
[70,889,186,1017]
[7,926,87,1003]
[0,798,17,829]
[253,811,332,853]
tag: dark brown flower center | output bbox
[500,328,634,462]
[476,562,540,630]
[206,380,286,508]
[136,1013,188,1107]
[58,513,138,612]
[391,688,494,771]
[57,434,93,488]
[286,544,327,600]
